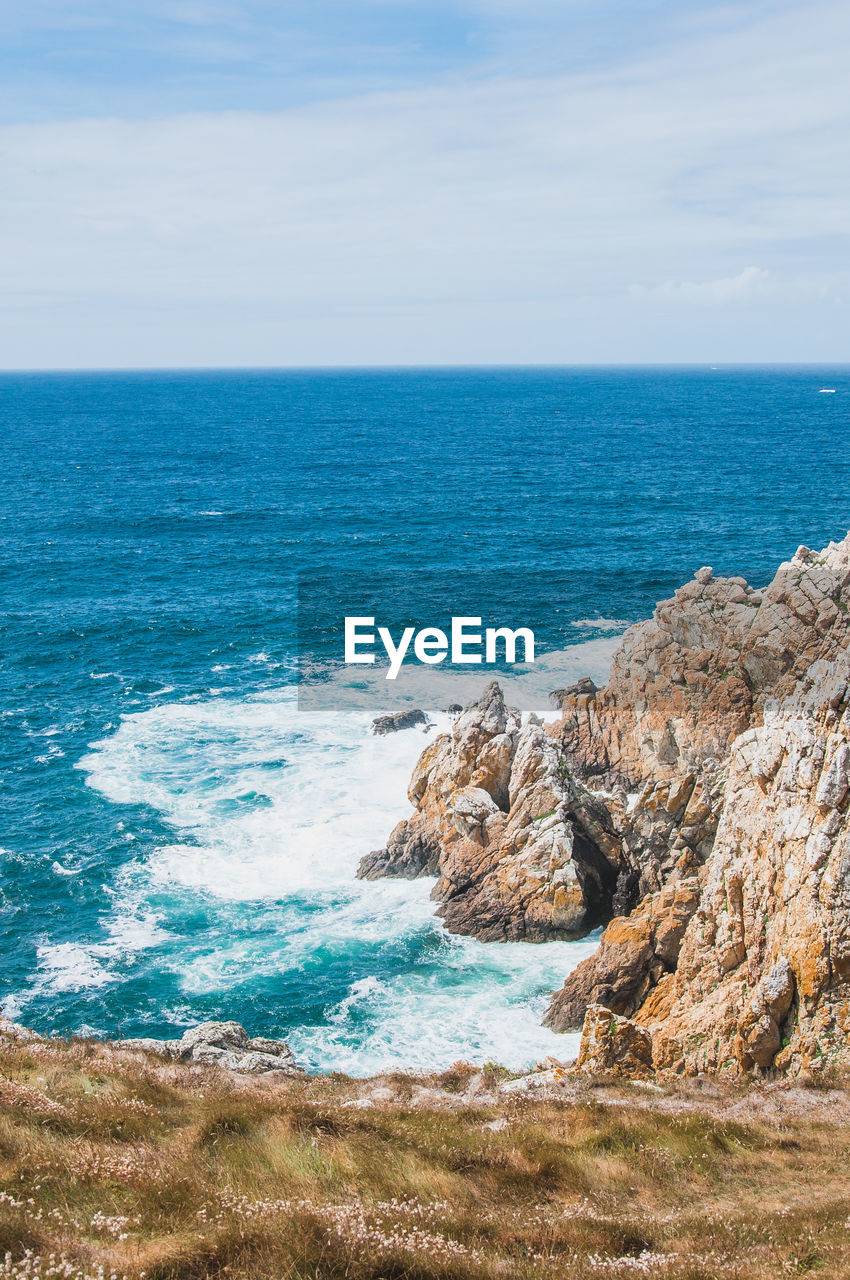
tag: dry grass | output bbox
[1,1038,850,1279]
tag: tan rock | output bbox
[544,877,699,1031]
[361,682,621,941]
[636,651,850,1076]
[575,1005,653,1078]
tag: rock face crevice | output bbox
[365,532,850,1077]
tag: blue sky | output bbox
[0,0,848,366]
[2,1,752,118]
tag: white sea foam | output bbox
[29,907,173,999]
[570,617,630,631]
[34,942,114,992]
[80,692,437,901]
[104,910,172,952]
[288,931,598,1074]
[63,636,617,1074]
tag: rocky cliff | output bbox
[366,532,850,1076]
[559,533,850,1077]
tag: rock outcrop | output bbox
[636,654,850,1076]
[371,709,429,735]
[563,535,850,1075]
[574,1004,654,1078]
[122,1021,301,1075]
[360,682,621,940]
[0,1016,302,1076]
[358,818,441,880]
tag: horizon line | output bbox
[0,361,848,376]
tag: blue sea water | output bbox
[1,366,849,1073]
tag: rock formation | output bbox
[573,1004,654,1078]
[122,1021,301,1074]
[629,652,850,1077]
[371,709,430,735]
[359,682,621,940]
[543,876,700,1031]
[367,532,850,1076]
[559,534,850,1077]
[0,1016,302,1075]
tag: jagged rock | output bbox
[365,682,621,941]
[742,541,850,698]
[735,958,796,1068]
[555,538,848,895]
[635,653,850,1076]
[448,786,502,835]
[358,817,441,879]
[178,1020,249,1057]
[574,1005,653,1077]
[550,677,598,710]
[554,571,760,794]
[550,534,850,1078]
[430,705,621,941]
[123,1021,300,1075]
[363,532,850,1077]
[371,709,429,735]
[551,572,763,896]
[544,877,699,1031]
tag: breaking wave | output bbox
[18,637,620,1074]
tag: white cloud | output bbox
[632,267,847,306]
[0,0,848,365]
[634,267,771,304]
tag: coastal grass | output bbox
[2,1040,850,1278]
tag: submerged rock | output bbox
[371,710,429,735]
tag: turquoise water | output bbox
[1,367,848,1072]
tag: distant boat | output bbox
[819,387,837,393]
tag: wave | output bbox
[42,635,619,1074]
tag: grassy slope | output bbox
[1,1037,849,1280]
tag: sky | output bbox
[0,0,848,367]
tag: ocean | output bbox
[1,366,848,1074]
